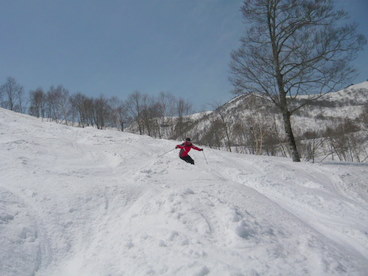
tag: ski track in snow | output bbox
[1,108,368,276]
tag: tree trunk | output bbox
[267,4,301,162]
[282,109,301,162]
[277,71,301,162]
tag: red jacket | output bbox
[176,141,202,157]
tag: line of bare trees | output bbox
[28,85,131,130]
[125,91,192,138]
[0,77,193,136]
[198,108,368,163]
[300,118,368,163]
[0,77,26,113]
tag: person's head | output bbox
[185,137,192,145]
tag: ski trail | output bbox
[207,151,368,267]
[0,186,53,275]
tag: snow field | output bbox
[0,107,368,275]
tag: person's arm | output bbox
[176,144,184,149]
[191,145,203,151]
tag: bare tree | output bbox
[201,119,225,150]
[45,85,70,123]
[157,92,177,118]
[301,131,326,163]
[156,92,177,136]
[70,93,90,127]
[230,0,366,161]
[0,77,25,112]
[29,88,46,118]
[176,98,192,118]
[324,119,363,162]
[127,91,145,135]
[140,95,157,136]
[108,97,129,131]
[93,96,110,129]
[174,97,193,139]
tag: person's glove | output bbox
[175,146,179,149]
[200,148,203,151]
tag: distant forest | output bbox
[0,77,193,136]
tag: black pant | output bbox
[180,155,194,165]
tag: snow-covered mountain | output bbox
[1,107,368,275]
[148,82,368,161]
[200,81,367,133]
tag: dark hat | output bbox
[185,138,191,141]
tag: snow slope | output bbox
[1,107,368,276]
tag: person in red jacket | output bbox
[176,138,203,165]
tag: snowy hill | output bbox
[1,107,368,275]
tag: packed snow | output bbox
[1,107,368,276]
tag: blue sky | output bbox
[1,0,367,111]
